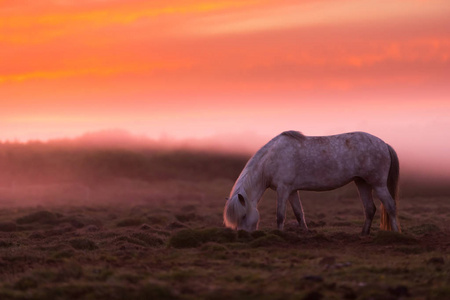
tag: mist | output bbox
[0,129,448,207]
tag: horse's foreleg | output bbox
[374,186,400,232]
[355,179,376,235]
[288,191,308,231]
[276,188,289,230]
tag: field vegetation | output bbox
[0,139,448,299]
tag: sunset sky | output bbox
[1,0,450,175]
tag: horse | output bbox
[223,130,400,235]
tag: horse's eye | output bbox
[242,214,246,219]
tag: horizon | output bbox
[0,128,448,181]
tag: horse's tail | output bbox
[380,144,401,231]
[223,195,246,229]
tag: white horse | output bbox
[224,131,400,235]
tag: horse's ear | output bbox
[238,194,246,207]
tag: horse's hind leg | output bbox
[374,186,400,232]
[355,179,376,235]
[288,191,308,231]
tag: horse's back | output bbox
[275,131,387,156]
[278,131,388,156]
[266,131,391,190]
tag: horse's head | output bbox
[225,193,259,231]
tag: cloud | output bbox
[0,0,263,44]
[0,59,189,83]
[1,0,449,101]
[186,0,450,36]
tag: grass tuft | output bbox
[175,212,198,223]
[16,210,59,225]
[146,215,169,225]
[201,228,237,243]
[53,249,76,259]
[13,276,39,291]
[237,230,252,242]
[69,238,99,250]
[114,236,147,247]
[168,229,204,248]
[0,240,14,247]
[169,228,237,248]
[201,242,229,252]
[249,234,285,248]
[137,282,179,299]
[372,231,418,245]
[130,232,164,247]
[0,222,17,232]
[250,230,266,239]
[408,223,441,235]
[429,285,450,300]
[116,218,144,227]
[270,229,302,243]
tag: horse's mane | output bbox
[230,131,304,197]
[229,136,276,197]
[281,130,305,141]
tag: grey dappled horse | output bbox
[224,131,400,235]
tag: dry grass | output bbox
[0,186,447,299]
[0,144,448,299]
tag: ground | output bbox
[0,177,448,300]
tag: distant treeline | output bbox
[0,142,249,187]
[0,141,448,197]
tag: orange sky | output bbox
[1,0,450,175]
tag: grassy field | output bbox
[0,143,448,299]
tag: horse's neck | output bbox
[235,164,266,205]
